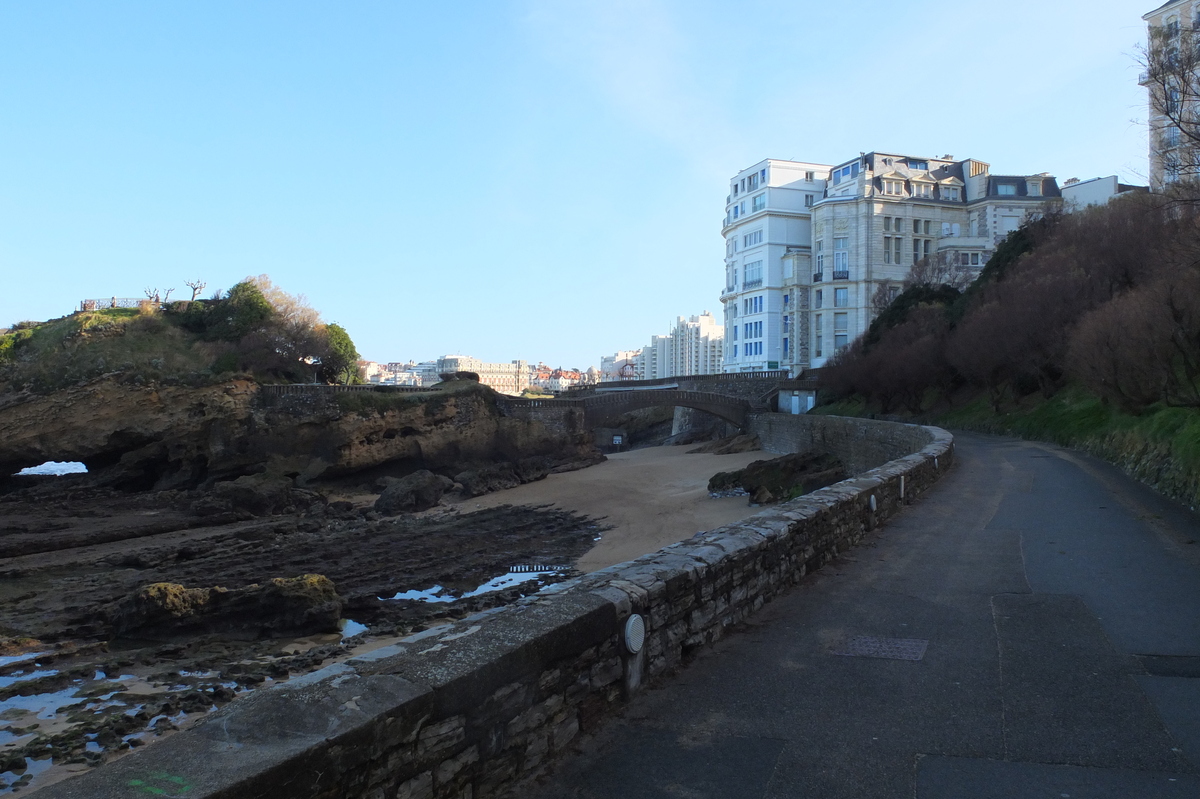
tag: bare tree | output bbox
[905,252,975,292]
[1139,23,1200,189]
[142,287,173,303]
[185,279,207,300]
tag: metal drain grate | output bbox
[831,636,928,661]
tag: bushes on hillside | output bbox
[821,193,1200,416]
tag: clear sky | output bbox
[0,0,1152,368]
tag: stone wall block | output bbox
[396,771,435,799]
[435,744,479,788]
[418,716,467,759]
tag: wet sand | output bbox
[460,445,767,572]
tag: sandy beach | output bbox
[459,445,768,572]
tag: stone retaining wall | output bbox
[41,415,953,799]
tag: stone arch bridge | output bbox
[499,371,801,433]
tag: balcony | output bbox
[743,278,763,289]
[811,272,824,283]
[721,285,738,298]
[832,270,850,281]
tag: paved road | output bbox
[531,433,1200,798]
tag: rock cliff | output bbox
[0,380,600,490]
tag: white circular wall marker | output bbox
[624,614,646,654]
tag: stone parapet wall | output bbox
[40,415,953,799]
[751,411,938,475]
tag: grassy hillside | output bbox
[817,386,1200,509]
[0,308,226,394]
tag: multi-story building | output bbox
[632,312,724,380]
[436,355,530,395]
[721,153,1061,373]
[721,159,831,373]
[1142,0,1197,189]
[599,350,642,382]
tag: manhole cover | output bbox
[831,636,928,661]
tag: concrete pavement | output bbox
[530,433,1200,798]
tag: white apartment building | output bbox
[605,312,725,382]
[722,153,1061,374]
[436,355,530,395]
[721,159,831,373]
[1142,0,1197,189]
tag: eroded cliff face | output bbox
[0,380,599,490]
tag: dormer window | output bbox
[913,182,933,198]
[1027,180,1042,197]
[942,186,960,201]
[997,184,1017,196]
[883,179,906,195]
[908,159,929,171]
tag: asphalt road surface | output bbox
[531,432,1200,798]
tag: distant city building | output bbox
[612,312,724,381]
[436,355,531,395]
[1061,176,1149,210]
[358,360,387,383]
[599,350,642,382]
[722,154,1063,374]
[529,363,595,392]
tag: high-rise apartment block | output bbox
[721,154,1060,374]
[601,312,724,382]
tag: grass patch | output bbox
[817,383,1200,507]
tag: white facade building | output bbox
[721,159,831,373]
[608,312,725,382]
[1143,0,1196,189]
[722,153,1061,374]
[1061,176,1149,210]
[436,355,530,395]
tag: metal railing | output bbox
[743,278,763,289]
[79,298,157,311]
[812,272,824,283]
[832,270,850,280]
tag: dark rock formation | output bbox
[107,574,343,638]
[374,470,455,514]
[0,380,601,491]
[455,456,552,498]
[708,451,847,504]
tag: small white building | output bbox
[1061,176,1148,210]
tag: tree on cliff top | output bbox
[322,323,359,384]
[206,281,275,341]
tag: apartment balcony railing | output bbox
[832,270,850,281]
[721,285,738,298]
[743,278,763,289]
[811,272,824,283]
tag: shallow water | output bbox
[0,670,57,689]
[15,461,87,476]
[380,567,565,603]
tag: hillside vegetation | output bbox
[0,276,359,395]
[818,192,1200,506]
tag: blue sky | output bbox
[1,0,1151,367]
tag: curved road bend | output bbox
[531,432,1200,798]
